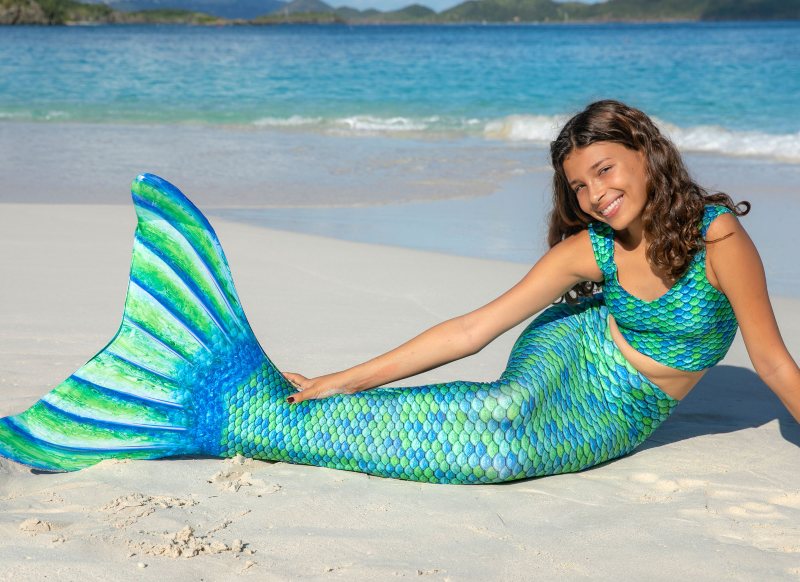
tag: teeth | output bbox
[601,197,622,216]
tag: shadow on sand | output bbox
[638,364,800,451]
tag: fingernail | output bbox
[286,397,294,404]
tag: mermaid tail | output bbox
[0,174,679,483]
[0,173,267,471]
[225,299,679,483]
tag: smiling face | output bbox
[562,141,650,232]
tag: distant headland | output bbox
[1,0,798,26]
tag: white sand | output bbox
[1,203,799,580]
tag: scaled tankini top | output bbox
[588,204,738,372]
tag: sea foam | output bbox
[252,112,800,164]
[334,115,436,133]
[483,114,800,164]
[4,106,797,165]
[253,115,323,127]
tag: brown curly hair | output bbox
[548,99,750,304]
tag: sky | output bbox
[327,0,607,14]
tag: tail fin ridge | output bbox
[0,173,264,471]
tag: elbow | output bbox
[458,316,488,357]
[756,359,791,382]
[465,339,484,357]
[753,352,797,384]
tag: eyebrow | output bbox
[568,157,612,187]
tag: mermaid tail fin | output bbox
[0,173,266,471]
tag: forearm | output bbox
[761,361,800,424]
[319,317,476,394]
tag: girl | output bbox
[1,100,798,483]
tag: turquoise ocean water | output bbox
[1,21,799,161]
[2,21,800,295]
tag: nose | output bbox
[587,181,604,204]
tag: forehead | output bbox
[563,142,638,174]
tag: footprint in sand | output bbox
[18,518,68,545]
[627,473,800,554]
[18,518,54,535]
[768,491,800,510]
[686,492,800,554]
[207,455,282,496]
[127,524,256,560]
[628,472,708,503]
[718,499,800,551]
[724,501,787,521]
[125,511,258,562]
[101,492,198,528]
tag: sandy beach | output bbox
[1,198,799,580]
[3,17,800,581]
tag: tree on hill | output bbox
[391,3,435,17]
[276,0,333,14]
[439,0,563,23]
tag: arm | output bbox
[285,230,602,403]
[708,213,800,423]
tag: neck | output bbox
[615,215,646,249]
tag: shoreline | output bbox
[208,158,800,298]
[2,120,798,204]
[2,120,799,295]
[1,117,797,166]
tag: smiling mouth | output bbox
[599,195,623,217]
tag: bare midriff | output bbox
[607,314,707,402]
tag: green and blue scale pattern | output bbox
[1,173,721,484]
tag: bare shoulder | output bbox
[705,209,742,241]
[705,211,752,271]
[551,229,604,284]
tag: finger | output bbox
[287,388,319,404]
[289,383,342,403]
[288,384,349,404]
[282,373,306,390]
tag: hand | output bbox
[282,372,357,404]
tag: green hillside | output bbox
[342,2,436,21]
[277,0,334,14]
[0,0,223,23]
[1,0,797,25]
[440,0,562,22]
[441,0,799,22]
[252,10,344,23]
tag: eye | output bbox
[600,165,612,174]
[573,184,584,194]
